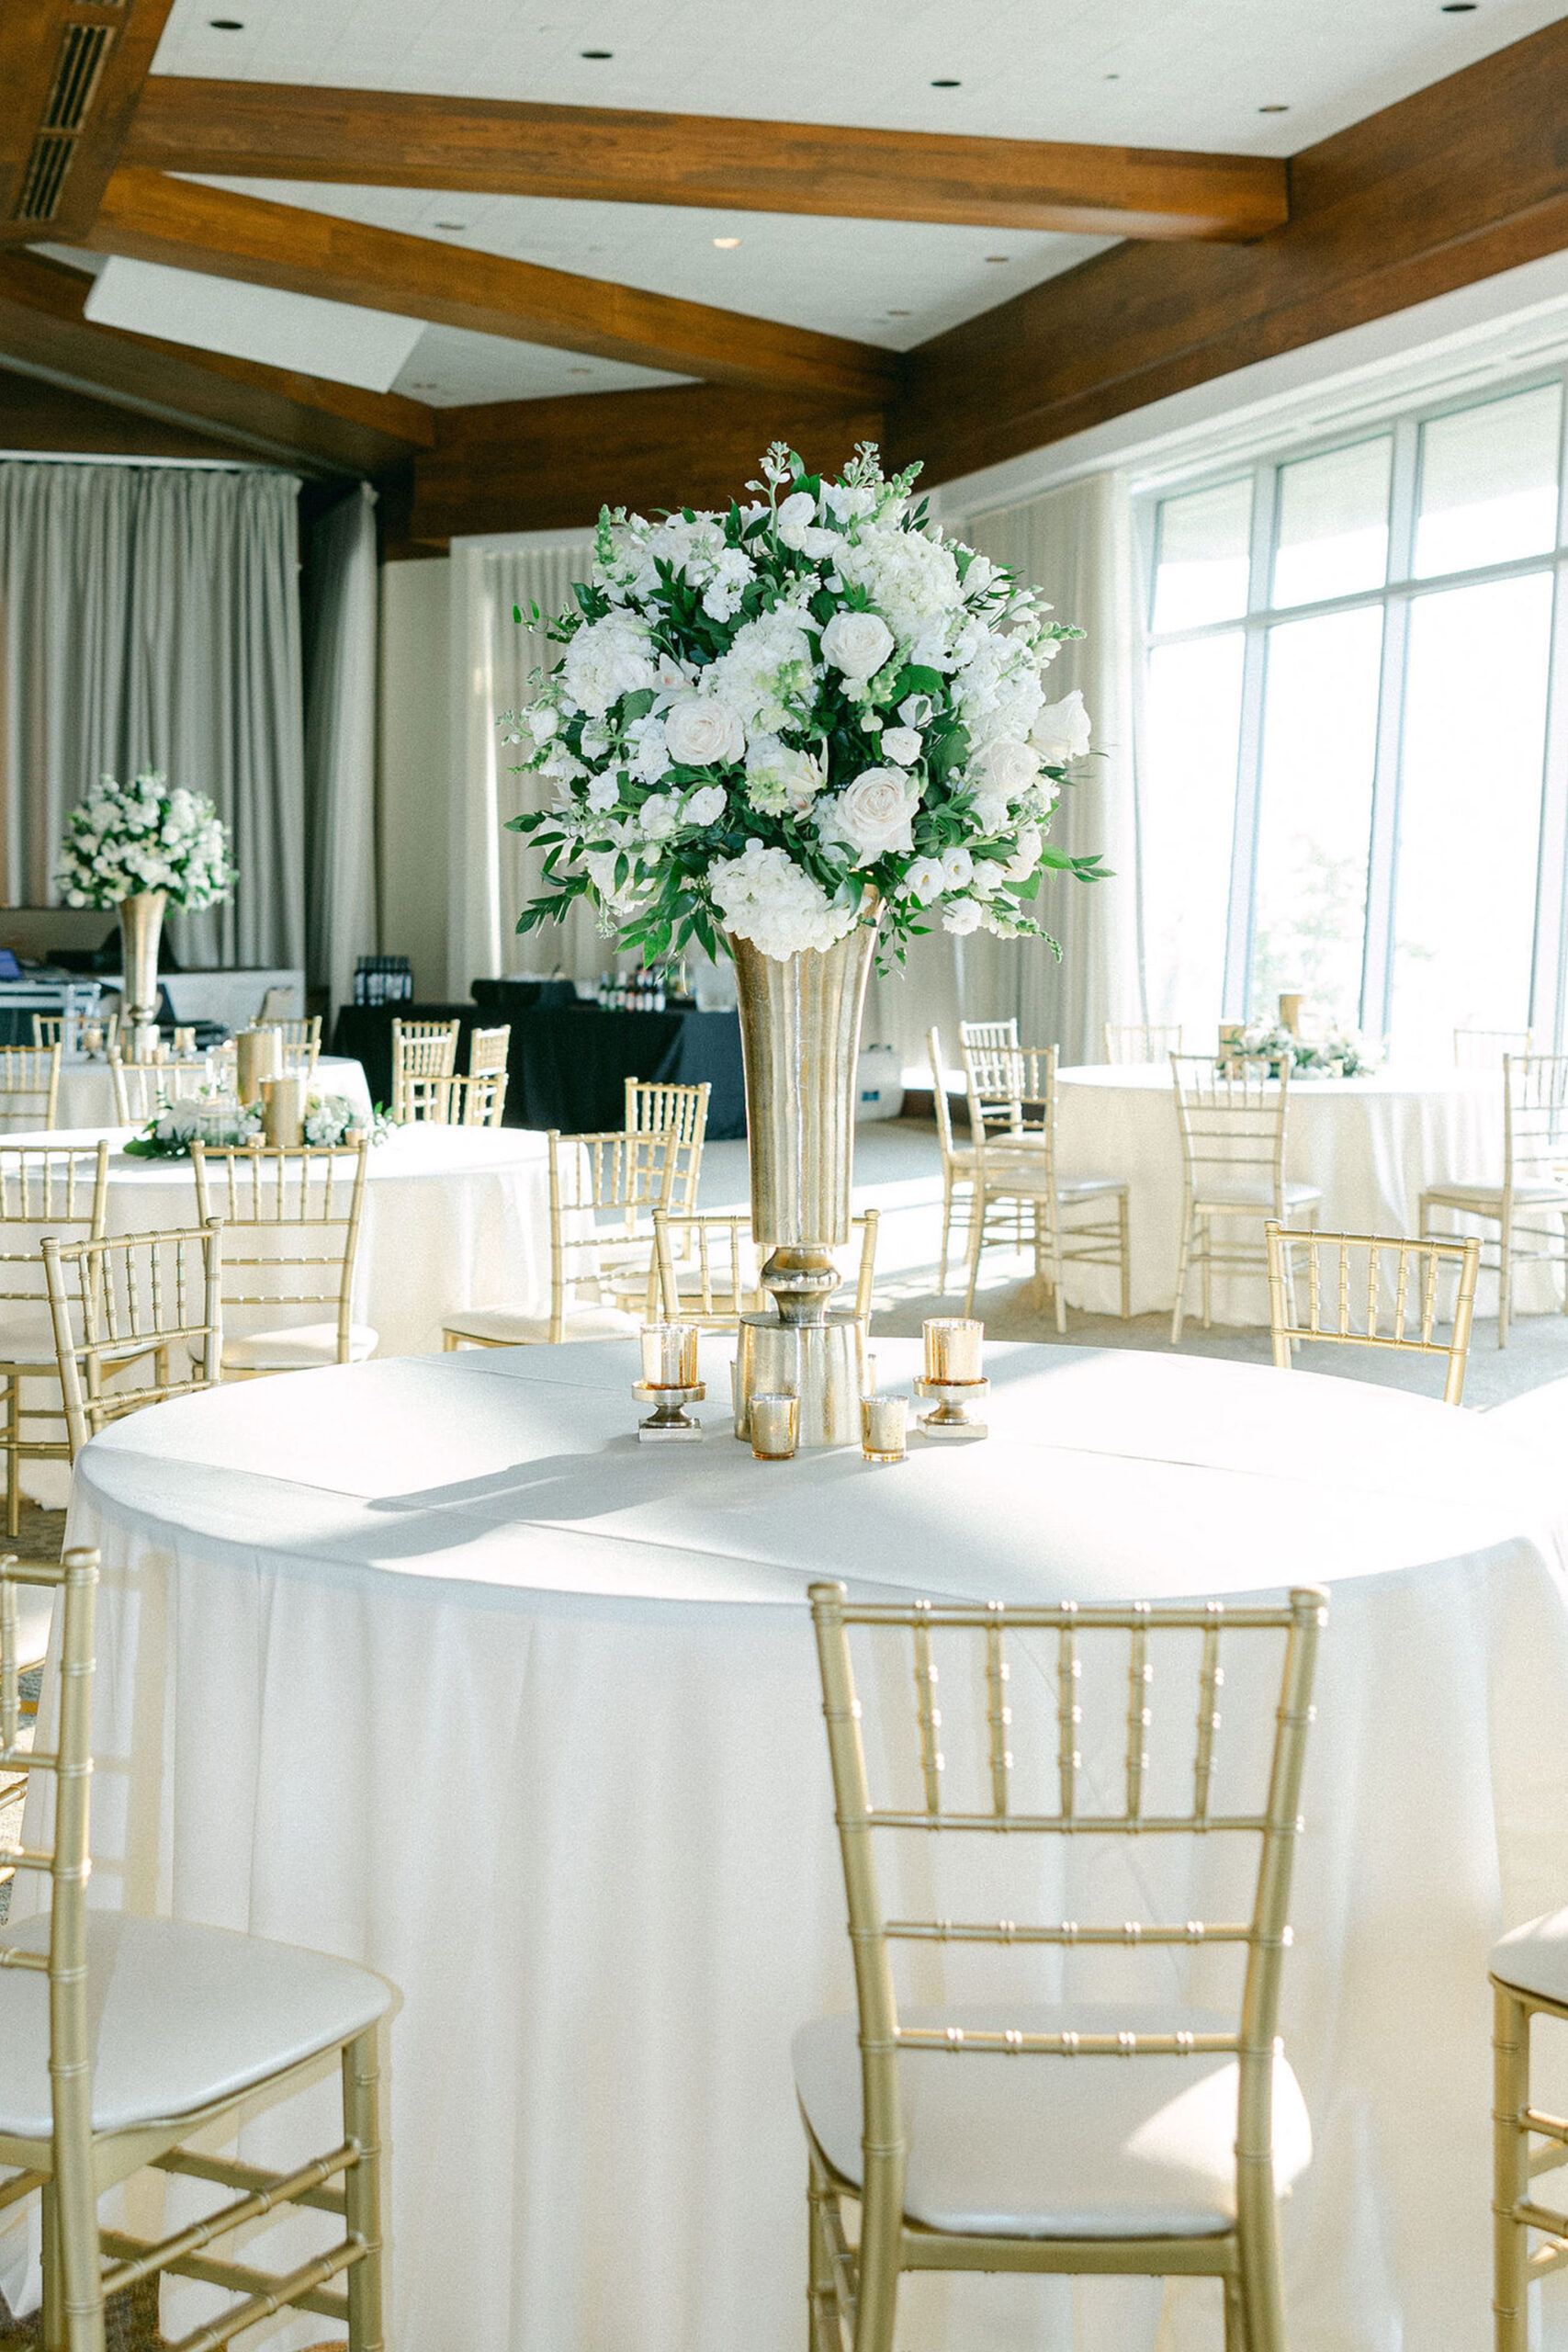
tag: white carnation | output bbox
[638,793,682,841]
[683,784,728,827]
[899,855,944,905]
[1005,824,1043,881]
[940,845,975,891]
[942,899,986,935]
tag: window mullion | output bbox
[1360,413,1419,1041]
[1531,377,1568,1048]
[1221,465,1277,1019]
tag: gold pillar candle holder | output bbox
[913,1373,990,1442]
[750,1392,799,1460]
[860,1394,908,1464]
[236,1025,282,1105]
[261,1074,307,1148]
[632,1322,705,1441]
[923,1317,984,1385]
[1279,992,1303,1035]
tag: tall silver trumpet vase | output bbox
[729,890,879,1447]
[118,888,167,1056]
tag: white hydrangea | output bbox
[559,612,659,718]
[837,524,963,653]
[707,605,818,732]
[709,841,857,960]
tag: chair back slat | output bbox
[400,1070,507,1127]
[624,1080,710,1214]
[1171,1053,1292,1189]
[109,1056,210,1126]
[0,1144,109,1309]
[649,1205,878,1330]
[1104,1023,1184,1064]
[1266,1222,1480,1405]
[192,1142,368,1355]
[390,1020,460,1119]
[1455,1026,1533,1068]
[468,1024,511,1079]
[43,1223,225,1453]
[0,1046,60,1134]
[1505,1053,1568,1188]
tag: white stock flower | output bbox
[745,734,822,818]
[817,766,919,866]
[585,775,620,812]
[708,841,857,961]
[942,899,986,935]
[664,695,746,768]
[701,547,755,622]
[1032,688,1092,763]
[899,855,944,905]
[559,613,659,718]
[638,794,681,841]
[879,726,923,766]
[940,846,975,891]
[820,609,895,681]
[528,707,558,742]
[683,784,728,826]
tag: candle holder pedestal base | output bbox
[631,1381,705,1442]
[914,1375,990,1441]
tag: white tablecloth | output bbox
[1053,1062,1532,1324]
[51,1055,372,1135]
[33,1339,1568,2352]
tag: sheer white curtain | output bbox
[865,469,1141,1078]
[0,459,305,966]
[447,535,595,996]
[303,483,378,1016]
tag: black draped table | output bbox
[331,989,747,1139]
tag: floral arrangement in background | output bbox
[305,1094,387,1147]
[1223,1023,1382,1078]
[502,443,1106,966]
[56,772,235,910]
[123,1090,384,1159]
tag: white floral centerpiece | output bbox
[123,1090,385,1159]
[1224,1022,1381,1078]
[56,772,235,911]
[503,443,1105,966]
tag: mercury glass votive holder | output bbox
[236,1025,282,1105]
[640,1321,699,1389]
[861,1394,908,1464]
[750,1392,799,1461]
[923,1317,984,1385]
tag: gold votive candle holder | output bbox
[261,1074,306,1148]
[172,1026,197,1057]
[923,1317,984,1385]
[640,1322,699,1390]
[861,1395,908,1464]
[750,1392,799,1461]
[236,1025,282,1104]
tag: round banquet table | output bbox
[28,1337,1568,2352]
[1053,1061,1547,1327]
[51,1054,373,1134]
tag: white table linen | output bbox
[1053,1062,1537,1324]
[30,1338,1568,2352]
[51,1055,372,1135]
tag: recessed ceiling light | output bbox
[886,307,911,317]
[1104,72,1121,79]
[581,48,613,59]
[208,16,244,26]
[409,381,439,391]
[1258,103,1290,112]
[1440,4,1478,10]
[434,220,468,232]
[985,254,1010,265]
[569,366,592,375]
[712,236,740,249]
[931,78,961,87]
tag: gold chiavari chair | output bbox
[1490,1908,1568,2350]
[927,1026,978,1296]
[1170,1055,1323,1345]
[1105,1021,1185,1064]
[1455,1026,1534,1069]
[0,1046,60,1134]
[624,1080,710,1217]
[390,1018,460,1121]
[278,1014,322,1079]
[1420,1052,1568,1347]
[43,1222,225,1457]
[35,1013,119,1057]
[960,1040,1129,1328]
[400,1069,509,1128]
[646,1205,880,1329]
[108,1054,209,1126]
[192,1140,374,1374]
[442,1125,679,1348]
[0,1544,393,2352]
[799,1580,1327,2352]
[1264,1222,1480,1406]
[469,1024,511,1079]
[0,1140,109,1533]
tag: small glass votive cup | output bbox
[861,1394,908,1464]
[750,1392,799,1461]
[640,1321,699,1389]
[923,1316,984,1384]
[172,1025,197,1057]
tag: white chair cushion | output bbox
[219,1322,378,1373]
[442,1304,641,1347]
[1423,1182,1568,1210]
[793,2006,1311,2239]
[1492,1908,1568,2005]
[984,1170,1125,1203]
[1192,1181,1323,1212]
[0,1913,391,2140]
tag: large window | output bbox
[1139,378,1568,1055]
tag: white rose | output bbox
[971,735,1039,798]
[942,899,986,935]
[818,765,919,866]
[879,726,923,766]
[664,695,746,768]
[775,491,816,544]
[899,855,944,905]
[1005,824,1043,881]
[1032,688,1091,763]
[638,793,681,841]
[821,610,896,681]
[940,845,974,890]
[683,784,727,827]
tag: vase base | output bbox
[735,1309,867,1448]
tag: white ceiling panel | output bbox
[393,323,691,404]
[186,179,1117,348]
[85,255,426,391]
[151,0,1568,159]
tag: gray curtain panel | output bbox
[0,459,306,967]
[303,482,378,1014]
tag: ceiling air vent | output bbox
[13,133,75,220]
[44,21,112,130]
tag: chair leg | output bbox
[937,1170,953,1296]
[1201,1216,1213,1329]
[1049,1208,1066,1336]
[1494,1982,1531,2352]
[807,2154,848,2352]
[1499,1207,1514,1350]
[343,2028,386,2352]
[1224,2268,1249,2352]
[963,1193,987,1317]
[1118,1191,1131,1320]
[1171,1198,1195,1345]
[1236,2184,1287,2352]
[40,2182,64,2352]
[6,1374,18,1540]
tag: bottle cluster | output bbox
[595,967,668,1012]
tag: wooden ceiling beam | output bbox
[408,382,886,542]
[0,361,263,462]
[0,250,430,473]
[124,78,1289,243]
[0,0,175,246]
[889,15,1568,487]
[86,167,900,403]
